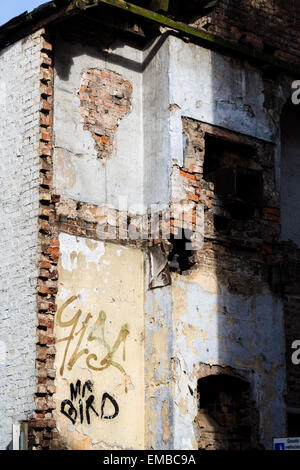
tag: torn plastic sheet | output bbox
[149,244,171,289]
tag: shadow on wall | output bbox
[141,28,287,448]
[179,117,280,449]
[53,13,169,81]
[195,0,298,54]
[193,38,286,449]
[197,369,260,450]
[195,132,267,450]
[50,5,291,449]
[168,40,286,448]
[280,100,300,436]
[6,441,12,450]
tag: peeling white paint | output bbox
[171,278,286,450]
[59,233,105,272]
[59,287,72,301]
[168,36,275,149]
[78,288,89,303]
[54,39,144,211]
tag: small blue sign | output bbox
[274,437,300,450]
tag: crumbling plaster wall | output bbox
[171,280,285,450]
[54,35,277,212]
[143,34,278,209]
[168,36,276,167]
[144,278,174,450]
[145,36,286,450]
[54,37,144,212]
[145,276,285,450]
[53,32,286,450]
[54,234,145,450]
[0,33,41,449]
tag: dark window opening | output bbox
[167,0,219,21]
[197,374,259,450]
[263,42,276,56]
[214,215,231,235]
[204,134,255,175]
[168,230,195,274]
[203,135,262,221]
[133,1,219,21]
[226,201,255,221]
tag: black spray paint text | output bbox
[61,380,119,425]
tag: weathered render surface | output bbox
[53,37,144,212]
[50,30,287,450]
[165,38,287,449]
[54,234,145,449]
[0,32,41,449]
[1,0,298,452]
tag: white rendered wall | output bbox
[0,33,40,449]
[53,37,144,213]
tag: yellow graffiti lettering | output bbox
[57,296,129,376]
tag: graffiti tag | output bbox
[61,380,119,425]
[56,296,129,377]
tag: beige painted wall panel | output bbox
[54,234,145,449]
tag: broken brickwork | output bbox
[79,68,133,161]
[172,117,280,297]
[0,29,41,451]
[196,364,260,450]
[170,118,282,449]
[1,0,296,450]
[28,31,61,451]
[48,112,285,450]
[191,0,300,64]
[28,41,287,451]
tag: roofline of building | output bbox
[0,0,300,76]
[0,1,73,50]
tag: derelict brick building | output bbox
[0,0,300,450]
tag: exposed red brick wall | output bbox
[55,116,281,296]
[193,0,300,64]
[79,68,133,161]
[28,30,61,450]
[178,117,280,296]
[196,365,261,450]
[29,40,136,452]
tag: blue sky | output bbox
[0,1,49,26]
